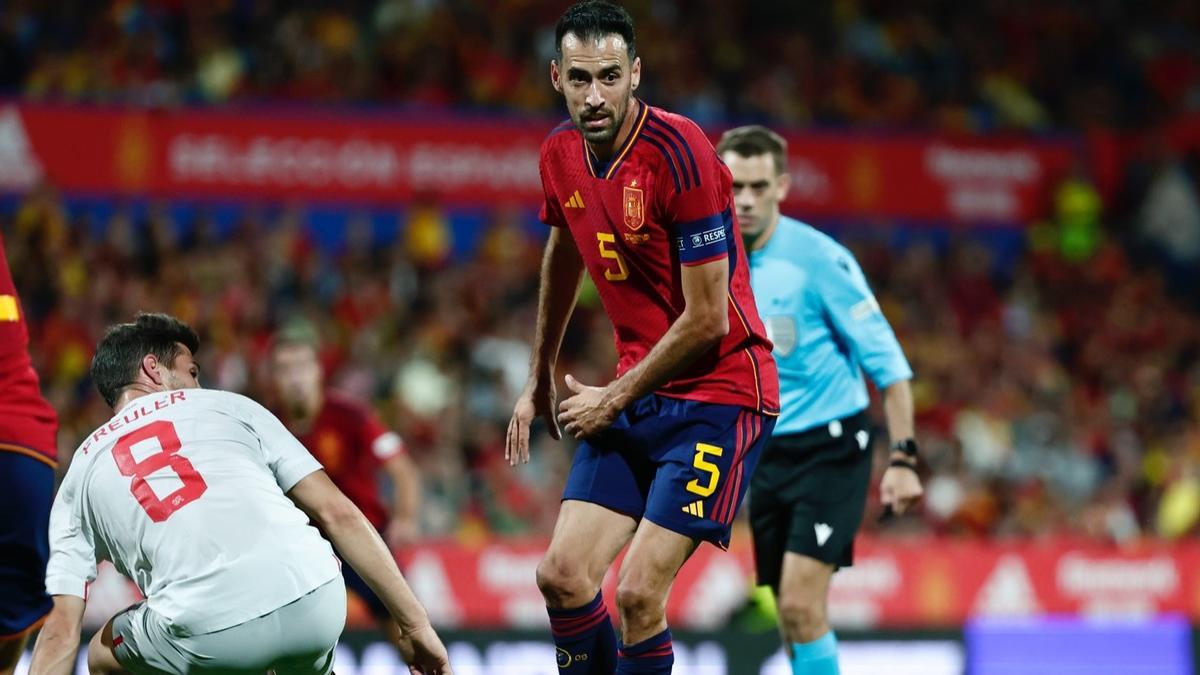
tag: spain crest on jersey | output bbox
[623,183,644,230]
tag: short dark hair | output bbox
[91,313,200,407]
[268,319,320,357]
[716,125,789,175]
[555,1,636,61]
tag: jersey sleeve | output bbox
[44,461,97,598]
[358,405,405,463]
[232,395,323,492]
[657,122,733,267]
[813,245,914,389]
[538,149,568,228]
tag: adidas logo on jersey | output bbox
[563,190,586,209]
[682,501,705,518]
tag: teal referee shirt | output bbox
[748,216,912,436]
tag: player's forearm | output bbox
[606,308,727,408]
[528,230,585,383]
[882,379,915,444]
[29,596,84,675]
[321,498,432,632]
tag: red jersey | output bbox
[0,232,57,466]
[293,393,404,529]
[538,102,779,414]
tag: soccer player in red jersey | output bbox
[506,3,780,673]
[0,232,58,675]
[268,332,423,651]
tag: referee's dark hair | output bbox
[91,313,200,408]
[717,125,789,176]
[556,1,636,62]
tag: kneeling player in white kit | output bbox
[29,313,453,675]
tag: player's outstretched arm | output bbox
[28,595,84,675]
[559,257,730,439]
[287,471,453,675]
[507,226,585,465]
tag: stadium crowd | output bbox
[5,163,1199,544]
[1,0,1197,131]
[1,0,1197,545]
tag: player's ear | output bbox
[141,353,165,387]
[776,168,791,202]
[630,56,641,91]
[550,60,563,93]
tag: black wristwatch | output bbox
[891,438,919,458]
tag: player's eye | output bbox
[603,72,620,83]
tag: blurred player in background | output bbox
[0,233,58,675]
[506,3,779,673]
[29,313,451,675]
[718,126,924,675]
[269,327,423,649]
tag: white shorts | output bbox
[111,578,346,675]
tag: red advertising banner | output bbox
[2,102,1079,223]
[80,533,1200,630]
[397,534,1200,629]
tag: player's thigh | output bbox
[542,500,637,588]
[88,618,123,675]
[643,405,773,549]
[185,579,346,675]
[560,432,653,526]
[616,518,699,607]
[92,604,145,675]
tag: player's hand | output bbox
[506,380,560,466]
[557,374,619,439]
[880,462,924,516]
[385,517,420,550]
[397,623,454,675]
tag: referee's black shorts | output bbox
[749,411,873,590]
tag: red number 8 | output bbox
[112,420,207,522]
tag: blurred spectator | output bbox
[6,180,1199,544]
[2,0,1198,544]
[3,1,1197,131]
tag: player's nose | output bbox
[585,81,604,107]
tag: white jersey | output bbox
[46,388,341,635]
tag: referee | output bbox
[718,126,923,675]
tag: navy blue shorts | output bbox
[0,450,54,637]
[562,394,774,549]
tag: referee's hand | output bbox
[880,459,924,517]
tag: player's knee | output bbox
[615,578,665,625]
[535,556,591,606]
[777,593,827,642]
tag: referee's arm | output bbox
[814,246,923,513]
